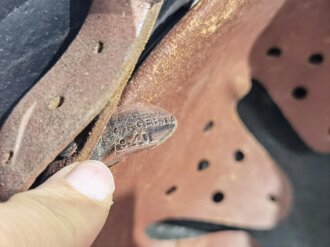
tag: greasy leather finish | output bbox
[251,0,330,153]
[0,0,163,201]
[0,0,88,124]
[94,0,292,246]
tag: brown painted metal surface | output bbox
[251,0,330,153]
[0,0,163,200]
[94,0,292,246]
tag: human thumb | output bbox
[0,160,115,247]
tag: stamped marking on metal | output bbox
[38,104,177,183]
[91,103,177,165]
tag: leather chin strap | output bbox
[94,0,292,246]
[0,0,163,201]
[0,0,90,124]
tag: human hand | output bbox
[0,161,115,247]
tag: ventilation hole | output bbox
[212,191,225,203]
[166,186,177,195]
[234,150,245,162]
[292,86,308,100]
[2,151,13,165]
[266,47,282,57]
[198,160,209,171]
[49,96,65,110]
[95,41,104,54]
[308,53,324,64]
[204,121,214,131]
[269,195,278,203]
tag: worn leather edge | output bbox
[77,2,164,162]
[0,0,163,200]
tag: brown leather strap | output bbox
[0,0,163,201]
[94,0,291,246]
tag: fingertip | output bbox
[65,160,115,201]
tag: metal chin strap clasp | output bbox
[91,103,178,166]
